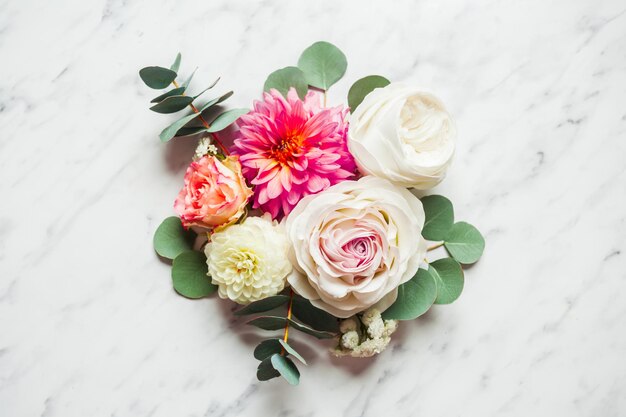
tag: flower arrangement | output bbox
[141,42,485,385]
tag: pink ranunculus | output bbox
[174,155,253,229]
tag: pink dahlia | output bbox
[232,88,356,219]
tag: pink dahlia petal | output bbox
[232,87,357,219]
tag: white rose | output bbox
[348,83,456,189]
[205,216,292,304]
[286,176,427,318]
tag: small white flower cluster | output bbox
[331,308,399,358]
[194,137,219,159]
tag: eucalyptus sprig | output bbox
[383,195,485,320]
[139,53,248,146]
[264,41,348,106]
[235,291,339,385]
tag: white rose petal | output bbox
[348,83,456,188]
[286,176,427,318]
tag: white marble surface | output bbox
[1,0,625,415]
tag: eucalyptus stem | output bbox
[281,289,295,354]
[171,80,230,156]
[427,241,445,251]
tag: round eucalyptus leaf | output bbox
[206,108,249,132]
[153,217,194,260]
[264,66,308,99]
[429,258,464,304]
[421,195,454,241]
[444,222,485,264]
[254,339,282,361]
[381,268,437,320]
[347,75,390,112]
[271,354,300,385]
[149,95,193,114]
[278,340,307,365]
[257,357,280,381]
[297,41,347,90]
[171,251,216,299]
[139,66,177,89]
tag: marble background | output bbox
[1,0,625,415]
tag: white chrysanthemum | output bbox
[205,216,292,304]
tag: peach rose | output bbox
[174,155,252,229]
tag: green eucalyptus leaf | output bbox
[278,340,307,365]
[271,354,300,385]
[291,297,339,332]
[193,77,221,99]
[183,67,197,88]
[429,258,464,304]
[257,357,280,381]
[234,295,290,316]
[139,66,177,89]
[254,339,283,360]
[382,268,437,320]
[153,216,194,260]
[247,316,335,339]
[174,126,207,137]
[444,222,485,264]
[151,87,186,103]
[297,41,347,90]
[206,108,249,132]
[171,250,216,299]
[347,75,390,112]
[170,53,182,73]
[264,66,308,99]
[158,93,232,142]
[149,95,193,114]
[422,195,455,241]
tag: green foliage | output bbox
[278,340,307,365]
[422,195,455,241]
[382,268,437,320]
[149,95,194,114]
[291,297,339,332]
[247,316,335,339]
[193,78,220,99]
[170,53,182,73]
[158,92,233,142]
[297,41,347,90]
[347,75,390,112]
[183,67,197,88]
[171,250,216,299]
[444,222,485,264]
[429,258,464,304]
[139,66,177,89]
[271,354,300,385]
[234,295,290,316]
[151,87,186,103]
[257,357,280,381]
[206,108,249,132]
[174,126,208,137]
[264,66,308,99]
[153,216,194,260]
[254,339,282,360]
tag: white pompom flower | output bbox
[205,216,292,304]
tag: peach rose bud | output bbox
[174,155,252,229]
